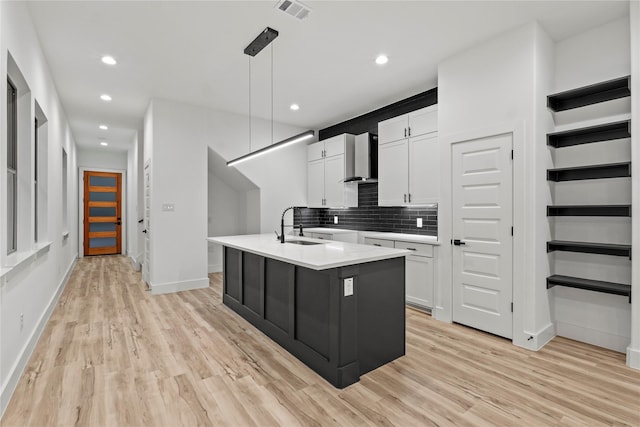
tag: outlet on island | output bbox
[334,216,338,224]
[417,218,423,228]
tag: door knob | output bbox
[452,239,466,246]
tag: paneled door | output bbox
[452,133,513,339]
[83,171,122,256]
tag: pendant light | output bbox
[227,27,314,167]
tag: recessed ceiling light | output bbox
[100,141,109,146]
[100,94,112,101]
[290,104,300,111]
[101,55,117,66]
[99,125,108,130]
[375,55,388,65]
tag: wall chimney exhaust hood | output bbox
[344,132,378,183]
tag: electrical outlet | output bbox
[334,216,338,224]
[162,203,175,212]
[20,313,24,331]
[417,218,423,228]
[344,278,354,296]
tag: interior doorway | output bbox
[83,170,122,256]
[451,133,513,339]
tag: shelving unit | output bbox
[546,76,632,302]
[547,205,631,217]
[547,240,631,259]
[547,120,630,148]
[547,275,631,303]
[547,75,630,112]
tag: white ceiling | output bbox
[26,1,629,152]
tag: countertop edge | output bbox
[207,236,412,270]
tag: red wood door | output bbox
[83,171,122,256]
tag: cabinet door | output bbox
[409,132,438,205]
[378,139,408,206]
[405,255,434,309]
[323,135,345,158]
[408,106,438,137]
[378,114,409,144]
[307,159,325,207]
[324,154,345,207]
[307,141,325,162]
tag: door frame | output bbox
[78,167,127,258]
[437,121,531,348]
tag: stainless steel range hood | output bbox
[344,132,378,183]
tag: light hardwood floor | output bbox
[2,255,639,426]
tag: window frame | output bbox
[7,77,18,254]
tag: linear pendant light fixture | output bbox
[227,27,314,167]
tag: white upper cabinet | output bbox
[378,105,439,206]
[378,139,409,206]
[307,134,357,208]
[408,132,439,204]
[379,105,437,145]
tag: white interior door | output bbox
[143,162,151,285]
[452,133,513,339]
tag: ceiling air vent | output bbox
[275,0,312,20]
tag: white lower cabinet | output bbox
[405,255,434,309]
[364,236,435,310]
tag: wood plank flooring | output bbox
[3,255,639,426]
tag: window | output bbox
[34,101,48,243]
[7,78,17,254]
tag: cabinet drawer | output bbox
[394,240,433,257]
[364,237,394,248]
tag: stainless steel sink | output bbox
[285,240,325,245]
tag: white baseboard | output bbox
[517,322,556,351]
[129,254,141,272]
[208,263,222,273]
[0,257,77,418]
[627,345,640,370]
[557,321,630,353]
[149,277,209,295]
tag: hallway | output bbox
[2,256,639,426]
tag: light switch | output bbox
[162,203,175,212]
[344,277,354,296]
[417,218,423,228]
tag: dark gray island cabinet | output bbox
[207,234,410,388]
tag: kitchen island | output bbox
[207,234,411,388]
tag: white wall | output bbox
[629,0,640,370]
[550,17,632,353]
[438,22,555,350]
[143,98,308,293]
[77,147,127,170]
[126,133,142,270]
[0,1,78,416]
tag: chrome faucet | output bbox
[279,206,303,243]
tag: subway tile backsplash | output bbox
[293,182,437,236]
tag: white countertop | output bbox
[207,233,411,270]
[303,227,358,234]
[363,232,440,245]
